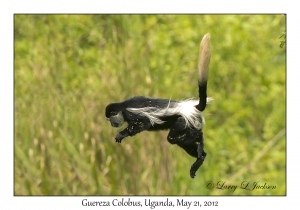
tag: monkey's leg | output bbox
[176,142,206,178]
[190,150,206,178]
[176,133,206,178]
[167,117,187,144]
[115,121,151,143]
[168,117,207,178]
[190,134,206,178]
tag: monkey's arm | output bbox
[115,120,152,143]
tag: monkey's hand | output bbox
[115,132,128,143]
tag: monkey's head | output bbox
[105,103,125,128]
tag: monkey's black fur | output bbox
[105,33,211,178]
[105,97,206,178]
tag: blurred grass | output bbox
[14,14,286,195]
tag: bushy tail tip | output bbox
[196,33,211,112]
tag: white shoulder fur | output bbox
[126,98,213,130]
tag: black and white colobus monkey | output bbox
[105,33,212,178]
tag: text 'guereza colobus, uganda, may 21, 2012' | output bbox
[105,33,213,178]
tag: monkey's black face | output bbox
[110,121,120,127]
[105,103,125,129]
[107,112,125,128]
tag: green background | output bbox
[14,14,286,195]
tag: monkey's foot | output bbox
[190,168,197,178]
[190,152,207,178]
[190,160,202,178]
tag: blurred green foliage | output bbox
[14,14,286,195]
[280,30,286,48]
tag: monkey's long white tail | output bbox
[196,33,211,112]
